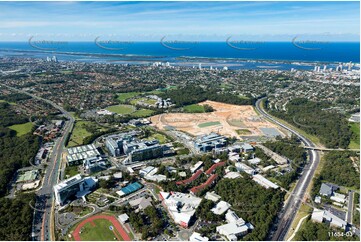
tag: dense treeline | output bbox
[160,85,256,107]
[0,103,40,196]
[0,102,29,127]
[263,136,307,188]
[267,98,352,148]
[264,136,307,169]
[319,151,359,189]
[0,193,36,240]
[0,93,31,103]
[214,177,284,240]
[128,206,166,239]
[196,199,224,222]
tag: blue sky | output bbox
[0,1,359,41]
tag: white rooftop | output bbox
[211,201,231,215]
[54,174,82,191]
[189,232,209,241]
[252,174,279,189]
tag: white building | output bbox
[189,232,209,241]
[191,161,204,173]
[54,174,97,206]
[248,157,261,165]
[216,210,253,241]
[211,200,231,215]
[224,171,241,179]
[204,191,221,202]
[160,192,202,228]
[311,208,347,230]
[118,213,129,223]
[330,193,347,204]
[236,162,256,175]
[252,174,279,189]
[139,166,157,177]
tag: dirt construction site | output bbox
[150,100,284,138]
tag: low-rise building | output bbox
[118,213,129,223]
[66,144,100,166]
[211,200,231,215]
[189,232,209,241]
[252,174,279,189]
[248,157,261,165]
[16,169,39,183]
[311,208,347,230]
[205,191,221,202]
[224,171,241,179]
[139,166,157,177]
[319,183,335,197]
[160,191,202,228]
[236,162,256,175]
[191,161,204,173]
[129,197,152,212]
[330,193,347,204]
[216,210,254,241]
[241,143,254,153]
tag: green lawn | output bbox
[131,109,154,118]
[68,121,92,147]
[68,121,107,147]
[8,122,33,136]
[146,89,163,95]
[236,129,252,135]
[183,104,205,113]
[130,97,157,106]
[64,165,79,178]
[198,121,221,128]
[349,122,360,149]
[106,104,135,115]
[145,132,169,144]
[79,219,123,241]
[117,92,141,103]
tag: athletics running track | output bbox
[72,214,131,241]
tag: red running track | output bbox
[72,214,131,241]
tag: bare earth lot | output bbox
[150,100,283,138]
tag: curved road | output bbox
[255,98,320,241]
[1,84,75,241]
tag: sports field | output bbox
[106,104,135,115]
[198,121,221,128]
[8,122,33,136]
[72,214,130,241]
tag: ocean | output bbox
[0,41,359,71]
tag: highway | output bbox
[1,84,75,241]
[255,98,321,241]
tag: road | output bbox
[255,98,321,241]
[346,190,354,224]
[1,84,75,241]
[304,146,360,152]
